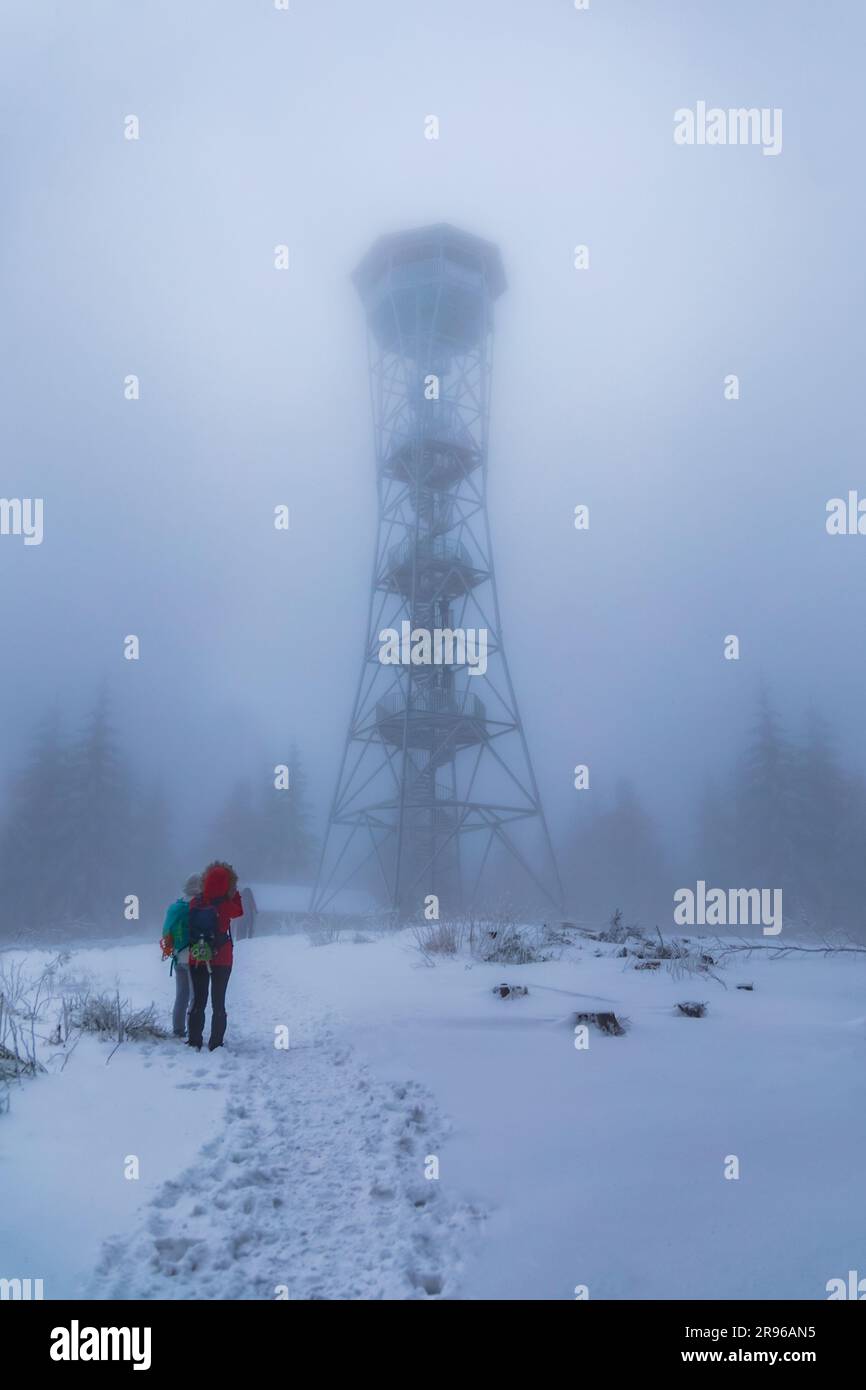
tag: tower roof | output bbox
[353,223,507,302]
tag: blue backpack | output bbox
[188,895,229,963]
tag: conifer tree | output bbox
[0,709,73,932]
[65,688,137,924]
[259,746,318,881]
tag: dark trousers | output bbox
[188,965,232,1049]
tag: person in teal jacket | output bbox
[160,873,202,1037]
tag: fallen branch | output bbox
[710,937,866,961]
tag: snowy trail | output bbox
[88,969,479,1300]
[10,930,865,1301]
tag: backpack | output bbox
[160,899,191,970]
[188,895,230,964]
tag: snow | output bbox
[2,929,865,1299]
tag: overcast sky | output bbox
[1,0,864,865]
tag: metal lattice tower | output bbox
[312,224,563,919]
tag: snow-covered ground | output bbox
[2,927,865,1300]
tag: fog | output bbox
[1,0,864,927]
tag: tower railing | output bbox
[376,688,486,720]
[385,535,474,571]
[374,256,484,295]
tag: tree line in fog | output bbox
[0,690,318,939]
[565,693,866,938]
[2,688,863,940]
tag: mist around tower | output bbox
[0,0,863,1369]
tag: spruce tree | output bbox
[0,710,73,933]
[260,746,318,881]
[132,781,177,924]
[733,691,797,893]
[569,779,668,924]
[65,688,136,926]
[791,707,866,931]
[208,778,264,880]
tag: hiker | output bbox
[240,883,258,940]
[186,860,243,1052]
[159,873,202,1038]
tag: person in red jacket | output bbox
[187,860,244,1051]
